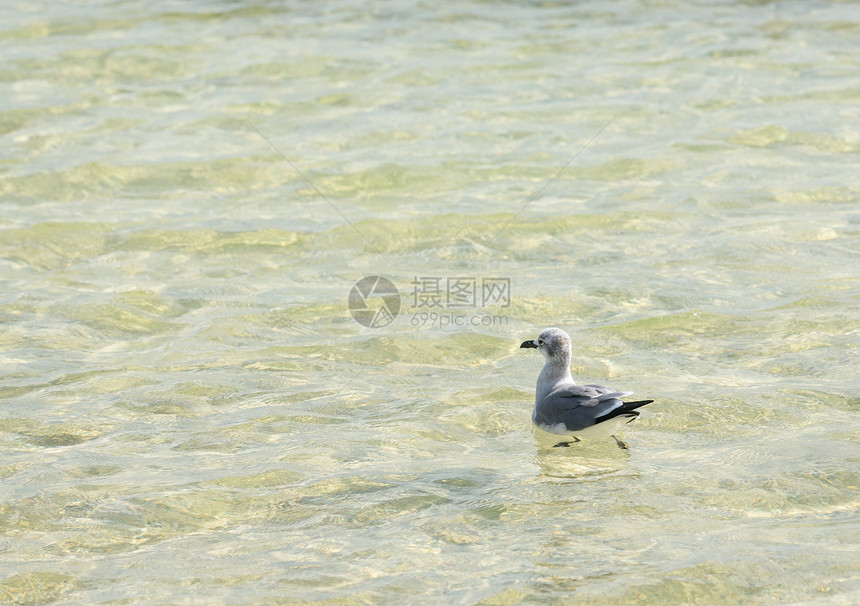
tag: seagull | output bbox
[520,327,654,450]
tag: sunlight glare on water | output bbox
[1,0,858,604]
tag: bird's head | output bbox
[520,327,572,365]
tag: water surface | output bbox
[1,0,859,604]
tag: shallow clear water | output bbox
[1,0,859,604]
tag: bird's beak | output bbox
[520,339,538,349]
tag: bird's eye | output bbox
[538,339,543,345]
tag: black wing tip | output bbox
[593,399,654,425]
[623,399,654,408]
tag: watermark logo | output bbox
[348,276,401,328]
[349,276,510,328]
[410,277,510,309]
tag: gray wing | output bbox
[534,384,633,431]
